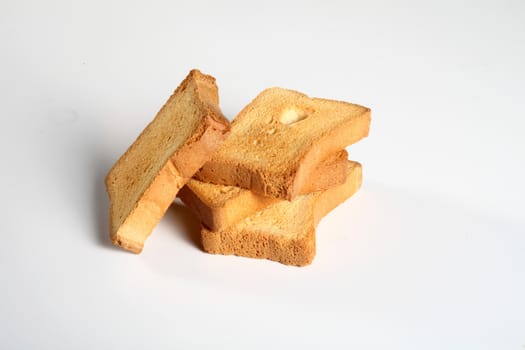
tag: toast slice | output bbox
[179,150,348,231]
[195,88,370,199]
[198,161,362,266]
[105,70,230,253]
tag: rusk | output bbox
[199,161,362,266]
[196,88,370,199]
[105,70,230,253]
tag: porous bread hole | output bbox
[279,106,308,125]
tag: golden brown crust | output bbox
[106,69,230,253]
[195,87,371,200]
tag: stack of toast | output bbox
[106,69,370,266]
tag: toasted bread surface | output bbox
[196,88,370,199]
[106,69,230,253]
[179,150,348,231]
[200,161,362,266]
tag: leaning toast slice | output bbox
[105,70,230,253]
[179,149,348,231]
[199,161,362,266]
[195,88,370,199]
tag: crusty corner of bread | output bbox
[176,69,216,91]
[188,69,216,84]
[201,226,223,254]
[290,230,316,266]
[111,234,144,254]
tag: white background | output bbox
[1,0,524,349]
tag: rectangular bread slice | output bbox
[105,70,230,253]
[198,161,362,266]
[179,149,348,231]
[195,87,370,200]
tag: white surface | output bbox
[1,0,524,349]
